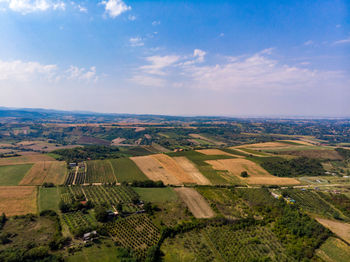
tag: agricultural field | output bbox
[109,157,148,182]
[133,187,178,203]
[316,218,350,244]
[38,186,60,212]
[0,163,32,185]
[282,189,340,218]
[161,224,291,262]
[0,153,55,166]
[206,158,299,185]
[316,237,350,262]
[0,186,37,216]
[62,211,97,236]
[19,161,67,185]
[174,187,215,218]
[105,214,160,259]
[86,160,116,183]
[173,156,211,185]
[196,148,242,158]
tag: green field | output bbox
[133,187,178,202]
[0,164,33,185]
[86,160,116,183]
[109,158,148,182]
[38,187,60,212]
[66,240,121,262]
[316,237,350,262]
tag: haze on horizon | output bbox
[0,0,349,117]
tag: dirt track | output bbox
[174,187,215,218]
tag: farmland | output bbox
[316,218,350,244]
[133,187,178,203]
[109,157,148,182]
[19,161,67,185]
[0,163,32,185]
[105,214,160,259]
[0,186,37,216]
[38,186,60,212]
[174,187,215,218]
[316,237,350,262]
[86,160,116,183]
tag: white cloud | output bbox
[100,0,130,18]
[333,37,350,45]
[152,20,160,26]
[304,40,314,46]
[0,0,65,14]
[128,14,136,20]
[129,37,144,47]
[0,59,98,83]
[66,66,98,82]
[140,55,180,75]
[130,74,165,87]
[193,49,206,63]
[77,4,87,13]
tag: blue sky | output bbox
[0,0,349,116]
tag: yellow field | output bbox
[316,218,350,244]
[0,153,55,166]
[0,186,37,216]
[206,158,299,185]
[196,149,243,158]
[151,154,195,184]
[173,157,211,185]
[19,161,67,185]
[236,142,294,149]
[130,155,181,185]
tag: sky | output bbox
[0,0,349,117]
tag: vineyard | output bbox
[105,214,160,259]
[317,191,350,219]
[162,224,292,262]
[86,160,116,183]
[283,189,339,218]
[75,167,86,185]
[83,185,140,212]
[64,169,76,185]
[62,211,97,236]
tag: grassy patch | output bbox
[316,237,350,262]
[109,158,148,182]
[0,164,33,186]
[133,187,178,203]
[38,187,60,212]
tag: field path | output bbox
[173,157,211,185]
[174,187,215,218]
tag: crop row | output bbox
[64,170,75,185]
[62,211,96,235]
[105,214,160,258]
[86,160,116,183]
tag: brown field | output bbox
[0,153,55,166]
[111,137,126,145]
[19,161,67,185]
[206,158,299,185]
[174,187,215,218]
[0,186,37,216]
[151,154,195,184]
[173,157,211,185]
[130,155,180,185]
[15,140,78,152]
[316,218,350,244]
[281,150,343,160]
[196,149,243,158]
[236,141,296,150]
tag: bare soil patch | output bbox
[206,158,299,185]
[0,186,37,216]
[316,218,350,244]
[130,156,180,185]
[174,187,215,218]
[173,157,211,185]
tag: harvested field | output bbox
[131,156,180,185]
[196,149,242,158]
[0,153,55,166]
[19,161,66,185]
[174,187,215,218]
[152,154,195,184]
[173,157,211,185]
[316,218,350,244]
[206,158,299,185]
[0,186,37,216]
[236,142,295,149]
